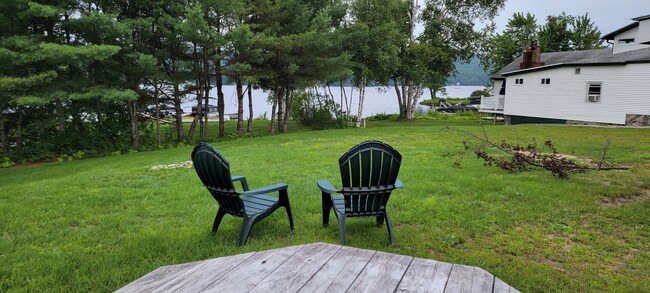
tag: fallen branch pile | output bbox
[452,128,629,179]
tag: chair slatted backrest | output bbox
[338,141,402,217]
[192,143,245,216]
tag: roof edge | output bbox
[602,23,639,40]
[631,14,650,21]
[500,60,650,76]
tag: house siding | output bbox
[639,19,650,44]
[613,27,647,53]
[503,64,650,124]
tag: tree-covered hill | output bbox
[447,56,491,86]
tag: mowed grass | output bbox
[1,121,649,292]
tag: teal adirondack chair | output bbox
[318,140,404,245]
[191,143,294,248]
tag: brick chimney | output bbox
[520,41,544,69]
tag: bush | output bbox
[366,113,399,121]
[291,91,346,130]
[1,156,15,168]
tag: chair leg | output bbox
[322,192,332,226]
[337,214,346,246]
[279,188,294,231]
[384,211,395,245]
[239,216,256,248]
[212,208,227,236]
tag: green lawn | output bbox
[1,121,649,292]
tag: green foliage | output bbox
[366,113,400,121]
[419,98,440,108]
[571,13,604,50]
[0,156,14,168]
[470,89,490,97]
[291,91,344,130]
[480,12,538,75]
[538,13,573,52]
[482,12,603,74]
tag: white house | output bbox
[482,14,650,126]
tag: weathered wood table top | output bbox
[116,242,519,293]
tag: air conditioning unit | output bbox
[588,95,600,102]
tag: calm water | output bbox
[182,85,485,118]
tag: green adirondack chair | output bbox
[318,140,404,245]
[191,143,294,248]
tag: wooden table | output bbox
[116,242,519,292]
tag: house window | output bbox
[515,78,524,85]
[575,68,581,74]
[587,82,602,103]
[541,78,551,84]
[618,38,635,44]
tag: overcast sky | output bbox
[493,0,648,35]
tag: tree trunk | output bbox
[216,47,225,138]
[398,80,423,120]
[275,87,284,133]
[187,42,202,143]
[394,79,404,118]
[128,100,139,148]
[16,108,23,148]
[187,81,203,142]
[154,83,161,145]
[202,48,211,139]
[326,85,338,120]
[0,112,6,152]
[356,77,366,127]
[173,83,184,142]
[281,87,291,133]
[247,84,253,134]
[236,78,244,136]
[269,88,278,134]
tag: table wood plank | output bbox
[299,245,376,293]
[115,243,520,293]
[151,252,255,292]
[445,264,475,293]
[199,244,303,292]
[115,261,203,293]
[395,258,453,293]
[248,242,341,293]
[470,268,494,293]
[446,265,497,293]
[493,277,520,293]
[347,250,413,293]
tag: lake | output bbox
[182,85,486,118]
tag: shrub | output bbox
[291,91,345,130]
[366,113,399,121]
[1,157,15,168]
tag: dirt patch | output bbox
[601,189,650,207]
[148,161,193,170]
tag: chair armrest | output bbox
[317,180,338,194]
[394,179,404,189]
[231,176,249,191]
[240,183,288,196]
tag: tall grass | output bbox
[1,122,649,292]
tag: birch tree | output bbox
[395,0,505,119]
[346,0,403,126]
